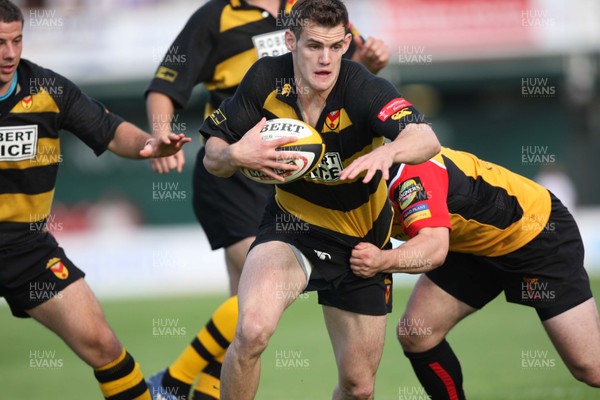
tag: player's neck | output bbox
[297,92,327,128]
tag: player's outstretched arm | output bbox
[203,118,300,181]
[107,121,191,159]
[146,91,186,173]
[340,123,440,183]
[350,227,449,278]
[388,123,441,165]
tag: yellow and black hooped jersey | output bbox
[146,0,360,114]
[200,53,426,248]
[389,147,552,257]
[0,59,122,248]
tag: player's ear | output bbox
[342,32,352,54]
[285,30,297,52]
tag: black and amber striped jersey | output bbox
[146,0,360,114]
[200,53,425,248]
[0,59,123,248]
[389,147,552,257]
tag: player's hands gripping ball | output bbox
[240,118,325,184]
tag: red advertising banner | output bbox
[351,0,539,60]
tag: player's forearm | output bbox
[384,229,449,274]
[108,122,153,159]
[389,124,441,165]
[203,136,238,177]
[146,92,176,136]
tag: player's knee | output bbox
[337,379,374,400]
[84,325,122,366]
[235,314,274,356]
[571,364,600,388]
[396,317,442,353]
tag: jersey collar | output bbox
[0,71,18,102]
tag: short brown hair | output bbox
[287,0,349,38]
[0,0,23,25]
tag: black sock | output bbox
[191,390,219,400]
[161,368,191,400]
[404,339,466,400]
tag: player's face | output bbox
[286,22,351,96]
[0,21,22,93]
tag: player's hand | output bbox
[140,133,192,160]
[339,144,393,183]
[352,35,389,74]
[350,242,387,278]
[230,118,300,183]
[150,151,186,174]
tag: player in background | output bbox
[0,1,191,399]
[349,147,600,399]
[201,0,441,398]
[145,0,389,398]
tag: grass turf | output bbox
[1,279,599,399]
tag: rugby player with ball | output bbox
[201,0,440,398]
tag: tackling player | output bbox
[0,1,190,399]
[349,147,600,398]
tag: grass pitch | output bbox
[1,279,599,399]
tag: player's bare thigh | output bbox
[26,278,121,367]
[323,305,386,398]
[235,241,308,337]
[398,274,477,352]
[542,298,600,386]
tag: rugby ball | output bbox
[240,118,325,184]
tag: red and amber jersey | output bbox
[389,147,552,257]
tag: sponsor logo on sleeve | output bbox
[396,177,428,210]
[155,66,178,82]
[391,108,412,121]
[377,98,412,122]
[209,109,227,125]
[0,125,38,161]
[402,203,432,227]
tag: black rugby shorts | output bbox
[0,233,85,318]
[426,193,592,321]
[251,202,393,316]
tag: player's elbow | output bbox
[203,155,234,178]
[397,123,441,165]
[429,249,447,270]
[416,125,441,163]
